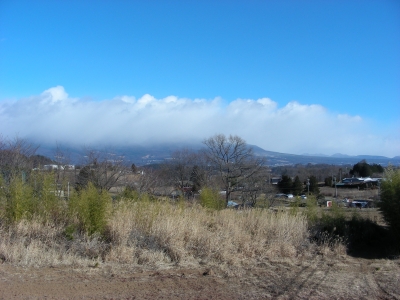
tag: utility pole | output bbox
[334,176,337,198]
[378,180,381,201]
[228,181,231,202]
[307,178,310,195]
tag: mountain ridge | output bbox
[34,142,400,167]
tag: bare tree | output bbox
[76,148,127,191]
[0,136,38,180]
[189,164,206,193]
[202,134,265,206]
[163,148,197,190]
[238,166,270,206]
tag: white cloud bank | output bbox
[1,86,399,157]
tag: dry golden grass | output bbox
[1,198,399,299]
[0,198,344,274]
[106,200,311,269]
[0,218,101,267]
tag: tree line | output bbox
[0,135,388,209]
[2,134,398,247]
[349,160,384,177]
[277,175,319,195]
[0,134,270,207]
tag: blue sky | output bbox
[0,0,399,157]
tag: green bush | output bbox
[304,196,319,224]
[319,208,346,237]
[379,167,400,240]
[24,173,66,221]
[199,187,225,210]
[64,224,77,241]
[30,171,63,221]
[5,176,35,222]
[309,202,346,248]
[117,185,140,201]
[68,183,112,236]
[0,172,68,224]
[289,198,301,215]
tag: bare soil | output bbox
[1,256,399,299]
[319,186,379,201]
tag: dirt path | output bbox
[1,257,399,299]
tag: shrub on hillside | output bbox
[199,187,225,210]
[4,176,35,223]
[379,166,400,241]
[68,183,112,236]
[0,172,64,224]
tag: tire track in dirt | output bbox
[374,272,400,300]
[1,259,400,299]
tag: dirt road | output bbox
[1,256,399,299]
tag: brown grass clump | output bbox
[106,200,309,269]
[0,218,100,267]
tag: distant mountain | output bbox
[331,153,351,158]
[217,144,399,166]
[301,153,329,157]
[35,142,203,165]
[34,142,400,167]
[355,155,390,160]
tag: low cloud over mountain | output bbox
[1,86,398,157]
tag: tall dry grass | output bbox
[0,218,104,267]
[106,200,309,268]
[0,196,330,272]
[0,171,350,274]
